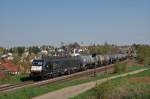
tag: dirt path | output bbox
[33,68,149,99]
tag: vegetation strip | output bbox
[0,60,125,92]
[96,68,149,84]
[72,69,150,99]
[0,66,146,99]
[33,68,149,99]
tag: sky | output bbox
[0,0,150,47]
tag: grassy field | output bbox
[71,69,150,99]
[128,68,150,77]
[0,65,147,99]
[127,65,145,71]
[0,74,29,84]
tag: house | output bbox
[1,63,18,74]
[1,53,14,61]
[41,50,48,55]
[71,49,80,56]
[0,71,5,77]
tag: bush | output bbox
[95,81,115,99]
[94,78,150,99]
[114,62,127,73]
[144,57,150,67]
[133,44,150,66]
[94,78,126,99]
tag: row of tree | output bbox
[7,46,41,56]
[88,44,119,55]
[132,44,150,65]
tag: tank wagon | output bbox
[78,55,95,69]
[30,53,128,79]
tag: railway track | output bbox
[0,60,127,93]
[0,81,34,92]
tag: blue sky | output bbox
[0,0,150,47]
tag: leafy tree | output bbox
[68,42,80,49]
[29,46,41,54]
[17,47,25,56]
[89,44,118,55]
[11,55,21,65]
[132,44,150,65]
[0,47,5,55]
[60,45,67,51]
[8,48,14,53]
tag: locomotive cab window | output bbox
[32,60,44,66]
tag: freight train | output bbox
[30,53,127,79]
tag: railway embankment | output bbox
[72,68,150,99]
[0,62,147,99]
[33,68,149,99]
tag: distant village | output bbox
[0,42,135,77]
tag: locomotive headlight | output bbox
[31,66,42,72]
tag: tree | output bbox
[0,47,5,55]
[68,42,80,49]
[89,44,119,55]
[12,55,21,65]
[132,44,150,65]
[17,47,25,56]
[29,46,41,54]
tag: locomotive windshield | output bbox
[32,60,44,66]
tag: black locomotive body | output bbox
[30,56,82,79]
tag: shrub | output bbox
[94,79,125,99]
[133,44,150,66]
[94,78,150,99]
[144,57,150,67]
[95,81,114,99]
[114,62,127,73]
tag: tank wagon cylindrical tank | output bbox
[122,53,128,60]
[111,54,118,63]
[78,55,96,69]
[104,55,111,65]
[96,55,105,66]
[108,55,114,64]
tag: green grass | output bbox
[70,88,97,99]
[0,65,147,99]
[0,74,29,84]
[128,68,150,78]
[0,73,114,99]
[71,69,150,99]
[127,65,145,71]
[72,79,150,99]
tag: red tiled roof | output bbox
[1,63,18,72]
[0,72,5,77]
